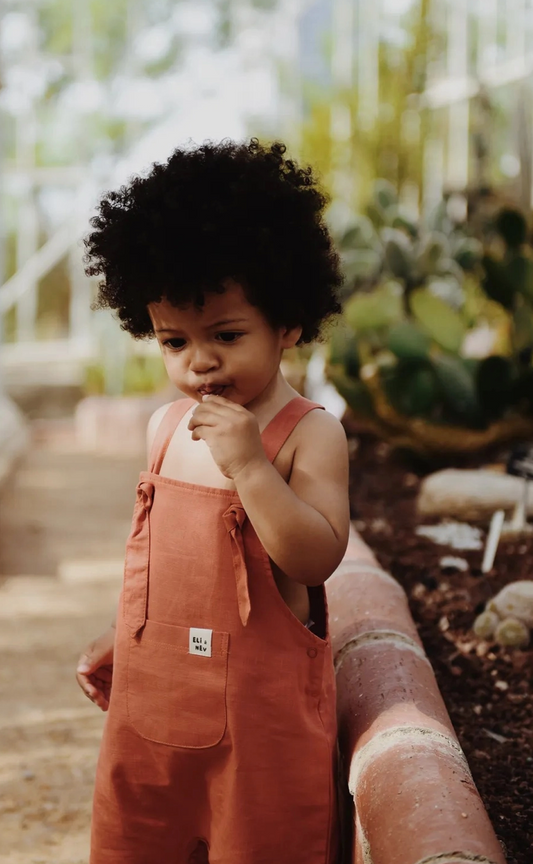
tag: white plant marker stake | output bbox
[482,509,505,573]
[509,477,529,531]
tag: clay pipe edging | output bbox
[326,527,507,864]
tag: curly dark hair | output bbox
[84,138,343,343]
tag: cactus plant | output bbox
[327,187,533,454]
[473,610,499,640]
[381,360,438,419]
[338,180,483,300]
[494,617,530,648]
[410,288,466,353]
[386,322,432,361]
[472,581,533,649]
[344,282,403,334]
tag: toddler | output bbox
[76,138,350,864]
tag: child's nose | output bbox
[189,347,219,373]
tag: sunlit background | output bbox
[2,0,533,411]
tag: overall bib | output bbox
[90,396,338,864]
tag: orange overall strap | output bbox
[149,397,196,474]
[225,398,324,628]
[261,396,324,464]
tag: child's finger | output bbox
[201,393,238,407]
[77,649,97,675]
[76,670,94,693]
[188,405,226,429]
[77,674,109,711]
[93,667,113,684]
[92,691,110,711]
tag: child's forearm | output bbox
[234,458,345,585]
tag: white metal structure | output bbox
[0,0,293,392]
[423,0,533,200]
[3,0,533,399]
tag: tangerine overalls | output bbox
[91,396,338,864]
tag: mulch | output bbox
[344,421,533,864]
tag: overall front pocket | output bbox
[126,619,229,748]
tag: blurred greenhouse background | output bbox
[2,0,533,460]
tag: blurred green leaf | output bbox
[374,179,398,212]
[382,360,439,418]
[431,354,484,427]
[410,288,467,353]
[415,233,450,278]
[387,321,432,360]
[382,229,414,280]
[345,283,403,333]
[341,249,382,284]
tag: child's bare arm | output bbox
[234,409,349,585]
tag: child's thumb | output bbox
[77,654,93,674]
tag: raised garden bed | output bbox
[344,421,533,864]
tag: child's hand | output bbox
[76,626,115,712]
[188,395,267,480]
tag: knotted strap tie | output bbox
[223,503,251,626]
[123,479,154,635]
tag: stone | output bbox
[488,581,533,628]
[417,469,533,521]
[415,521,483,550]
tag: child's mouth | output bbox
[197,385,227,397]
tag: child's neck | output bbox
[244,369,300,428]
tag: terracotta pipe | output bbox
[327,528,506,864]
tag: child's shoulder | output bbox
[146,400,190,454]
[292,404,348,458]
[298,403,346,435]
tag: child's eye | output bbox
[216,332,242,343]
[163,338,186,350]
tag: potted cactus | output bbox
[327,184,533,453]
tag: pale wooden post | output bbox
[14,7,39,343]
[330,0,355,206]
[446,0,470,190]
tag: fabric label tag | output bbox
[189,628,212,657]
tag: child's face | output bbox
[148,280,302,406]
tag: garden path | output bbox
[0,421,143,863]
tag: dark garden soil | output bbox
[344,419,533,864]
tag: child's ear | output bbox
[280,324,303,349]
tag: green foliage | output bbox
[387,322,431,360]
[345,282,403,333]
[327,190,533,451]
[410,288,466,353]
[337,182,480,298]
[84,354,167,396]
[382,359,438,418]
[430,354,483,427]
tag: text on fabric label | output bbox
[189,628,213,657]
